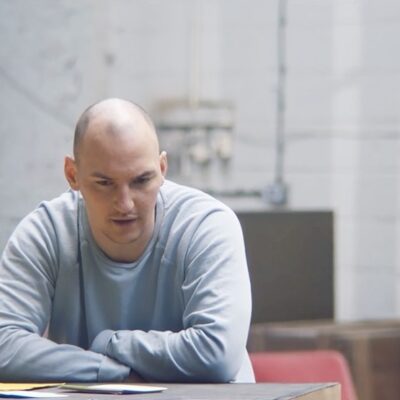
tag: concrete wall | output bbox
[0,0,399,320]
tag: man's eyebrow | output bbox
[90,172,111,179]
[89,171,156,180]
[137,170,155,177]
[134,170,156,180]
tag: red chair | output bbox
[250,350,357,400]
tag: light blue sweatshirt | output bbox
[0,180,254,383]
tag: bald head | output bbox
[73,98,158,162]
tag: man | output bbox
[0,98,254,383]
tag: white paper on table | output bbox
[0,391,67,398]
[62,384,167,394]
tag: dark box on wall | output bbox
[248,319,400,400]
[236,211,334,323]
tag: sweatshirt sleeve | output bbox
[90,208,253,382]
[0,208,130,382]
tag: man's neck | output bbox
[94,227,154,264]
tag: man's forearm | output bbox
[0,327,130,382]
[89,325,247,383]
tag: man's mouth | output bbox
[111,217,137,226]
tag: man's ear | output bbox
[159,151,168,179]
[64,156,80,190]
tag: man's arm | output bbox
[90,209,253,382]
[0,209,130,382]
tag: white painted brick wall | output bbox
[1,0,399,321]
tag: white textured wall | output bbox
[0,0,399,320]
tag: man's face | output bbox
[65,123,167,262]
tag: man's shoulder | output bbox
[159,180,238,231]
[37,189,80,219]
[21,189,81,234]
[5,190,81,262]
[161,180,230,212]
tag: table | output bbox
[50,383,340,400]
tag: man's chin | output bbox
[109,235,140,245]
[104,230,140,245]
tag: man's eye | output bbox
[96,180,112,187]
[135,176,151,185]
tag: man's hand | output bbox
[124,370,145,383]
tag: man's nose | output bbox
[114,187,134,213]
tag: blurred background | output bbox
[1,0,399,326]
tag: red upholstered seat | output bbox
[250,350,357,400]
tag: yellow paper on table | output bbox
[0,384,63,392]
